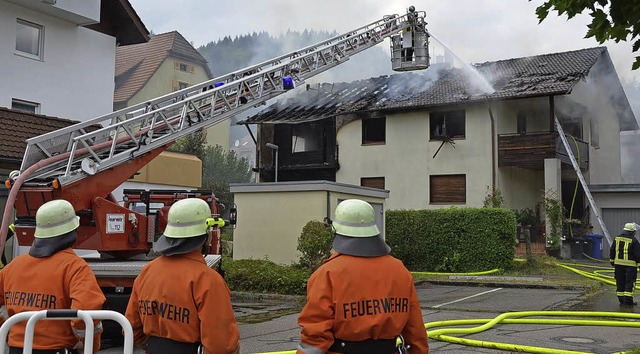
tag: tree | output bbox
[200,145,253,206]
[533,0,640,70]
[167,130,207,160]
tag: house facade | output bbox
[114,31,229,149]
[0,0,147,120]
[240,47,638,252]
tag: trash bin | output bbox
[570,237,585,259]
[584,233,604,259]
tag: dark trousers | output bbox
[146,336,201,354]
[614,265,637,304]
[329,338,396,354]
[9,348,76,354]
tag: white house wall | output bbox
[0,1,115,120]
[336,104,493,210]
[568,80,623,185]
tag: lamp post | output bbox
[266,143,279,182]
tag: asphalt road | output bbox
[96,281,640,353]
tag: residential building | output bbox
[0,0,147,120]
[239,46,639,254]
[114,31,229,149]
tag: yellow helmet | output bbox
[163,198,211,238]
[333,199,380,237]
[35,200,79,238]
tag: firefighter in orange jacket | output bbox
[125,198,240,354]
[296,199,429,354]
[0,199,105,353]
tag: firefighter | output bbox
[125,198,240,354]
[296,199,429,354]
[0,199,105,353]
[609,222,640,306]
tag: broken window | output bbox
[362,117,386,144]
[429,110,465,140]
[430,174,466,204]
[361,177,385,189]
[517,112,527,135]
[292,124,322,153]
[562,120,583,140]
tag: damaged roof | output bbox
[240,46,637,130]
[0,108,79,165]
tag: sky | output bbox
[128,0,640,84]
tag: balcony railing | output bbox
[498,131,588,170]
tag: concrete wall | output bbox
[0,1,115,120]
[230,181,388,265]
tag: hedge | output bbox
[386,208,517,272]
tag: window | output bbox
[11,99,40,114]
[430,174,466,204]
[590,118,599,149]
[172,80,190,91]
[517,112,527,135]
[16,19,44,60]
[292,124,322,153]
[362,117,385,144]
[429,110,465,140]
[361,177,385,189]
[174,61,194,73]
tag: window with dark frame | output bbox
[292,124,322,153]
[430,174,466,204]
[362,117,385,144]
[361,177,385,189]
[429,110,465,140]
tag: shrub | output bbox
[297,220,334,272]
[386,208,517,272]
[222,257,310,295]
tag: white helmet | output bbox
[332,199,380,237]
[35,200,79,238]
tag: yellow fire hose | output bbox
[259,261,639,354]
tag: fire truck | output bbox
[1,5,430,346]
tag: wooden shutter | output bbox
[430,175,465,203]
[361,177,385,189]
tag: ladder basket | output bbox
[0,309,134,354]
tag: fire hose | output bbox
[257,261,638,354]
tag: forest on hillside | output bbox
[198,30,337,77]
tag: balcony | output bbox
[498,131,588,170]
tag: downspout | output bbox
[326,191,332,224]
[485,100,496,190]
[243,124,260,181]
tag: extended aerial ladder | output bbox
[0,7,430,257]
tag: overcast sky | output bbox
[128,0,639,84]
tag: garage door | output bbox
[602,208,640,248]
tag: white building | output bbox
[0,0,148,120]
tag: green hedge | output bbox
[222,257,310,295]
[386,208,517,272]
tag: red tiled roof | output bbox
[114,31,212,104]
[0,107,78,161]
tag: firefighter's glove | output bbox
[610,261,615,267]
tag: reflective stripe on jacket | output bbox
[125,249,240,354]
[0,248,105,350]
[611,235,640,267]
[296,253,429,354]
